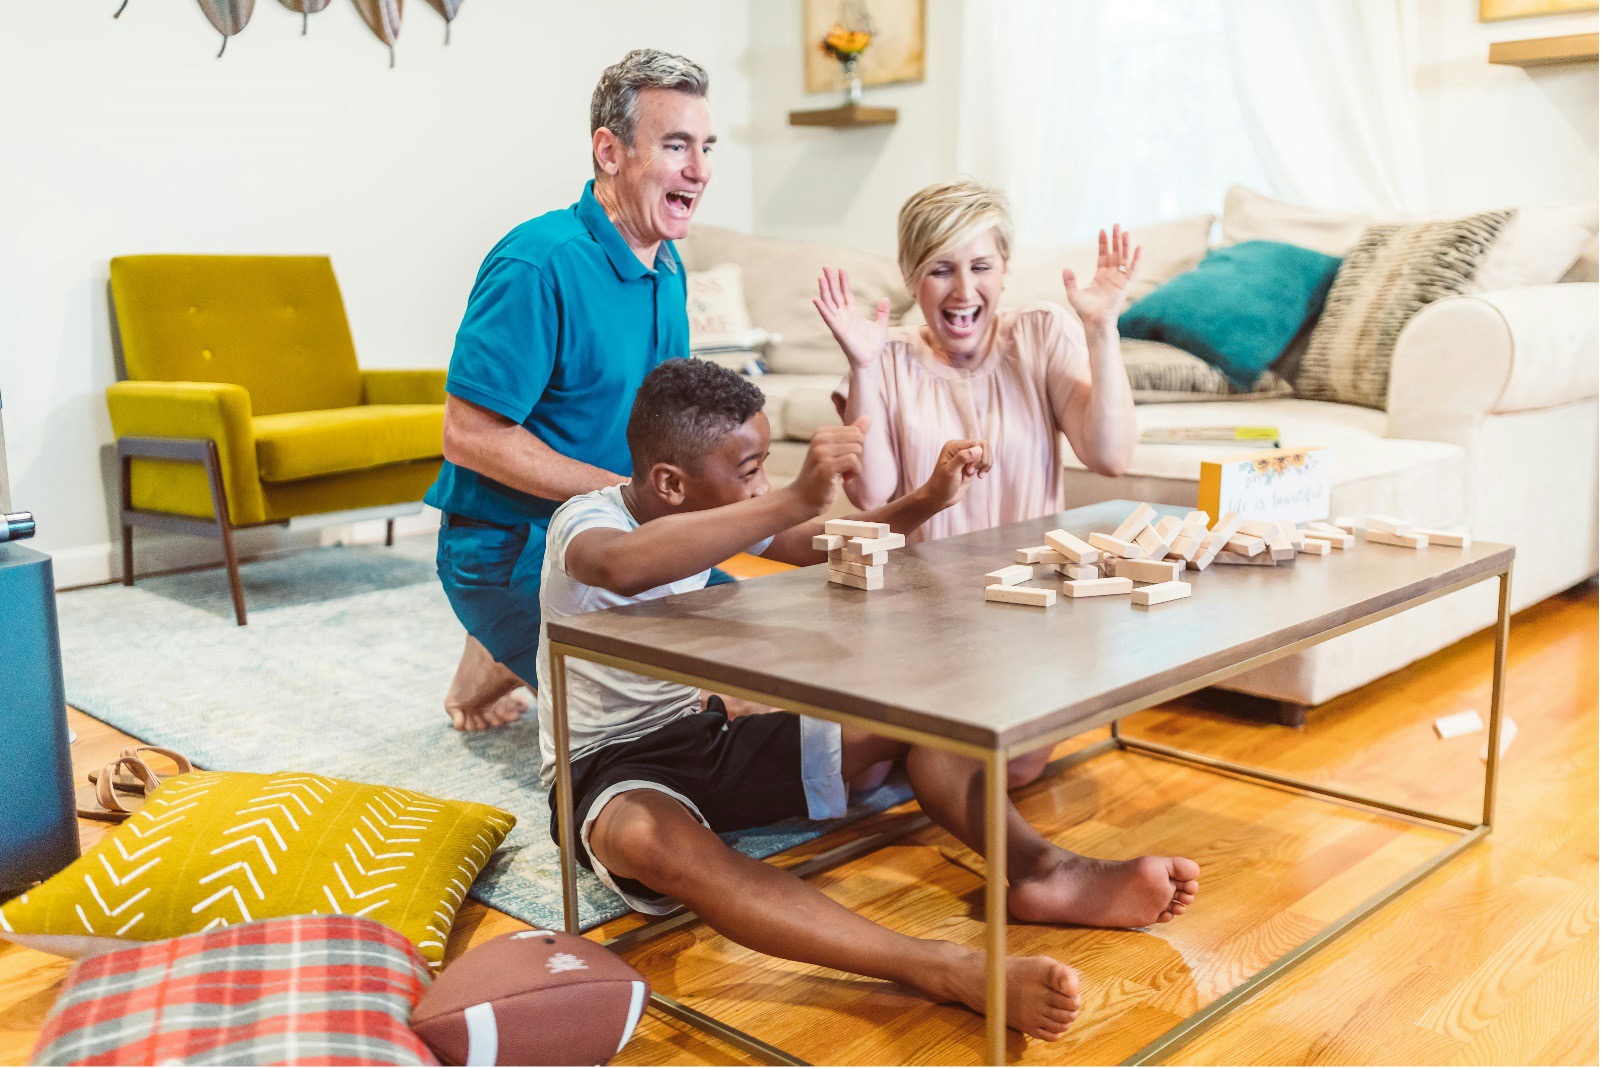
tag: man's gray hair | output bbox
[590,49,709,176]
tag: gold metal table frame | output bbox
[547,565,1512,1067]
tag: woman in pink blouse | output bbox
[815,178,1142,785]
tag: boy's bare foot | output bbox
[918,944,1080,1041]
[1009,852,1200,929]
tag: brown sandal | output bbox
[86,745,193,796]
[77,756,161,822]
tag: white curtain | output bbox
[1223,0,1430,212]
[955,0,1428,245]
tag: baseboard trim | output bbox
[51,508,440,591]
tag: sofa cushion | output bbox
[1221,184,1599,292]
[1123,340,1294,403]
[254,404,444,482]
[748,372,841,441]
[1298,211,1513,409]
[1119,241,1341,390]
[1061,398,1468,529]
[678,225,909,375]
[687,263,773,371]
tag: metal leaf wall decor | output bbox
[198,0,255,57]
[352,0,403,67]
[423,0,463,44]
[276,0,332,36]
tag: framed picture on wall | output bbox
[803,0,926,93]
[1480,0,1597,21]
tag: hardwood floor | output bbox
[1,578,1594,1066]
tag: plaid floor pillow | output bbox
[30,914,439,1066]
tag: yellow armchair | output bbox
[107,255,446,624]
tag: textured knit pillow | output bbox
[1122,340,1294,403]
[31,915,438,1066]
[1296,210,1514,409]
[1119,241,1342,391]
[0,771,514,969]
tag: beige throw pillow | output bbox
[1297,210,1514,410]
[1221,184,1597,292]
[687,263,774,372]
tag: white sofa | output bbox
[679,188,1599,715]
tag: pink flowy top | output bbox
[832,302,1089,544]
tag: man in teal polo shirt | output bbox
[426,49,717,731]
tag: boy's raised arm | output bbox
[566,423,867,597]
[761,438,986,566]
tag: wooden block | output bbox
[1365,514,1416,537]
[1236,518,1276,538]
[1303,520,1347,538]
[1063,576,1134,598]
[825,519,891,539]
[1132,580,1191,606]
[1266,534,1296,561]
[1135,524,1174,560]
[812,533,845,552]
[1016,545,1069,565]
[831,561,884,579]
[1190,531,1230,571]
[1363,527,1427,549]
[1087,532,1144,559]
[1043,529,1099,565]
[1332,515,1357,533]
[1209,511,1243,542]
[1419,528,1470,548]
[1055,563,1100,581]
[1166,534,1198,562]
[985,583,1056,607]
[828,567,884,590]
[1183,510,1211,529]
[1433,709,1483,739]
[985,564,1034,587]
[1111,504,1158,543]
[1153,515,1184,543]
[1299,527,1354,549]
[848,532,906,554]
[1109,557,1183,584]
[1213,550,1283,566]
[1296,538,1331,556]
[1480,717,1517,761]
[1225,535,1266,556]
[832,547,888,566]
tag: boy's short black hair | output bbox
[627,358,767,472]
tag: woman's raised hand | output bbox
[1063,225,1142,331]
[813,266,890,371]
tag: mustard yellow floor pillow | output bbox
[0,771,514,969]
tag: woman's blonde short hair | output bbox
[896,179,1014,290]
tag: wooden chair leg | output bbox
[119,452,135,586]
[385,518,395,546]
[121,525,134,586]
[219,523,246,626]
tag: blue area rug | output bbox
[54,537,912,931]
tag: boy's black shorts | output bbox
[547,707,845,914]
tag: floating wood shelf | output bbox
[788,104,898,128]
[1488,31,1599,67]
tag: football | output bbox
[411,929,651,1066]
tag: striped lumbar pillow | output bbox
[0,770,514,969]
[1296,209,1514,410]
[31,915,437,1066]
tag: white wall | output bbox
[0,2,753,587]
[1415,0,1599,211]
[748,0,964,254]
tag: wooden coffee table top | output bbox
[548,501,1514,750]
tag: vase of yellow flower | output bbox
[821,16,873,107]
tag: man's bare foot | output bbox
[1008,852,1200,929]
[444,636,531,732]
[919,944,1080,1041]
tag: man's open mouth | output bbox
[666,190,696,215]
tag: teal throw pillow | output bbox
[1118,240,1341,391]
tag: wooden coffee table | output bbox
[547,501,1514,1066]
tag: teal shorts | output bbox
[436,514,736,687]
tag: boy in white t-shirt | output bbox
[537,358,1199,1041]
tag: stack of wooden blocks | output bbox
[813,519,907,590]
